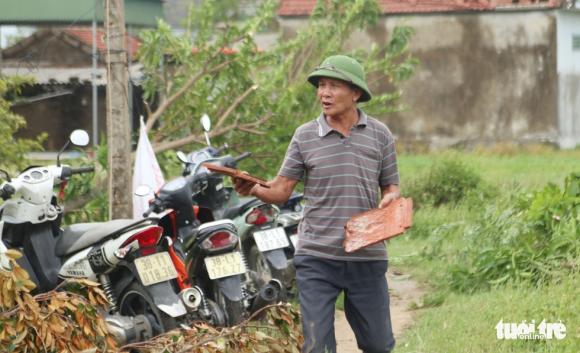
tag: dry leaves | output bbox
[1,250,303,353]
[0,250,117,353]
[120,303,303,353]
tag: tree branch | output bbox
[214,84,259,130]
[152,112,273,154]
[145,59,234,132]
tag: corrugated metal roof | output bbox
[0,0,163,27]
[278,0,561,16]
[1,64,143,85]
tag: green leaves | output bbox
[448,172,580,293]
[133,0,418,178]
[0,76,46,174]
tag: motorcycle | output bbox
[0,130,189,344]
[178,115,295,297]
[142,167,282,326]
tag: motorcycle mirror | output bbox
[201,114,211,132]
[201,114,212,147]
[70,129,90,147]
[134,184,152,197]
[176,151,188,164]
[57,129,90,166]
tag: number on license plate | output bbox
[134,252,178,286]
[204,252,246,280]
[253,227,290,252]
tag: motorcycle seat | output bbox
[56,219,141,256]
[221,197,262,220]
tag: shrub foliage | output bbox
[449,173,579,293]
[406,157,491,208]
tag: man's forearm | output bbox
[251,185,290,204]
[249,175,299,205]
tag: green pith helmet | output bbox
[307,55,372,102]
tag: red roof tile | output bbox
[64,27,141,59]
[278,0,560,16]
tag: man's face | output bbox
[317,77,361,118]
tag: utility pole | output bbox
[104,0,132,219]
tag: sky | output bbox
[0,26,36,48]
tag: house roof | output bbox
[277,0,561,16]
[64,27,141,60]
[2,27,141,63]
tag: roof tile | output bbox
[64,27,141,59]
[278,0,560,16]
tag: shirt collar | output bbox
[316,109,368,137]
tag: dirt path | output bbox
[334,268,425,352]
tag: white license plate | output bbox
[134,252,178,286]
[290,234,298,249]
[253,227,290,251]
[204,252,246,280]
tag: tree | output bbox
[137,0,417,178]
[0,76,45,174]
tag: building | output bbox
[1,27,143,150]
[277,0,580,149]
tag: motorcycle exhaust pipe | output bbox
[104,313,153,345]
[180,286,204,312]
[249,279,283,319]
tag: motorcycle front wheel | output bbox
[118,282,178,336]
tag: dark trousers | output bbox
[294,255,395,353]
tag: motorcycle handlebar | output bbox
[0,184,15,201]
[233,152,252,163]
[70,166,95,175]
[143,199,163,218]
[215,144,229,155]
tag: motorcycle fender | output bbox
[121,262,187,318]
[145,281,188,318]
[215,275,243,301]
[263,249,288,271]
[59,247,98,281]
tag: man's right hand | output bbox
[232,173,257,196]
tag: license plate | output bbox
[290,234,298,249]
[134,252,178,286]
[204,252,246,280]
[253,227,290,251]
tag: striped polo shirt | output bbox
[279,109,399,261]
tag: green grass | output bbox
[394,275,579,353]
[398,149,580,190]
[386,150,580,353]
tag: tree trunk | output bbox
[105,0,132,219]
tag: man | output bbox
[234,54,400,353]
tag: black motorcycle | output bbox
[143,170,281,326]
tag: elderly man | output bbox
[234,54,399,353]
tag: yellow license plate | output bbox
[134,252,178,286]
[204,252,246,280]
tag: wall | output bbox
[278,11,560,148]
[556,10,580,148]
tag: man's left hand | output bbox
[379,192,399,208]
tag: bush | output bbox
[448,173,580,293]
[406,157,491,208]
